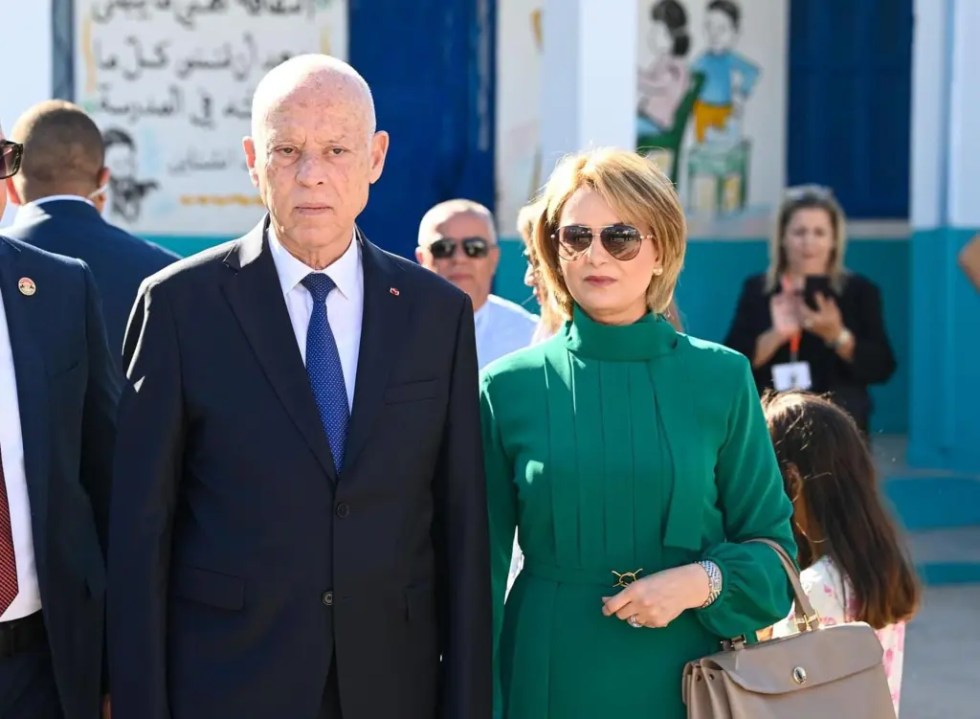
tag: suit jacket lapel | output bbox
[0,239,51,564]
[219,221,339,481]
[343,231,411,471]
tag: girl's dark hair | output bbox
[762,391,920,629]
[652,0,691,57]
[707,0,740,29]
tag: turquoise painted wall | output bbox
[497,236,911,435]
[145,232,911,435]
[909,228,980,473]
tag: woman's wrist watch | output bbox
[696,560,723,608]
[828,327,853,350]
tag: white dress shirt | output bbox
[474,294,539,369]
[268,229,363,409]
[0,287,42,621]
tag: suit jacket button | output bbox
[336,502,350,519]
[322,591,334,606]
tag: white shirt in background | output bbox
[474,294,538,369]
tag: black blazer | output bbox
[723,272,896,433]
[107,219,492,719]
[4,199,178,361]
[0,236,119,719]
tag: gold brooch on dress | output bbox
[611,569,644,589]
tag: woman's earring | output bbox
[652,267,664,276]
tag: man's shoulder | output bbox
[486,294,539,326]
[102,222,181,268]
[8,202,180,272]
[137,238,240,296]
[0,234,88,278]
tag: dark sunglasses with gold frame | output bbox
[428,236,492,260]
[552,224,653,262]
[0,140,23,180]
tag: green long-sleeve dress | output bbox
[480,306,797,719]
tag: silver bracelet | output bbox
[696,560,723,608]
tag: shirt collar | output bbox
[27,195,96,209]
[474,297,491,328]
[268,226,360,300]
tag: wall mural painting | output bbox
[637,0,786,234]
[74,0,348,237]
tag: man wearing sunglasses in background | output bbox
[0,127,117,718]
[417,200,538,368]
[3,101,178,365]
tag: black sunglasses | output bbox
[552,224,652,261]
[428,237,492,259]
[0,141,23,180]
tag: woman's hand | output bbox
[601,564,710,628]
[800,292,843,344]
[769,292,801,340]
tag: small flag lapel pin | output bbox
[389,287,400,296]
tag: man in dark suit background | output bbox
[3,101,178,359]
[0,125,118,718]
[108,55,491,719]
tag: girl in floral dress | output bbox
[763,391,921,716]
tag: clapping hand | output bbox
[770,292,801,340]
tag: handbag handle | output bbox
[743,538,821,634]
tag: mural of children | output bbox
[637,0,691,135]
[691,0,759,144]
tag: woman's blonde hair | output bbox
[765,184,848,294]
[516,199,563,335]
[531,148,686,318]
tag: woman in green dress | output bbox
[480,148,797,718]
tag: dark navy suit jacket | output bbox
[0,235,119,719]
[108,219,491,719]
[4,199,178,361]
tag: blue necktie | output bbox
[302,273,350,471]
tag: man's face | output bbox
[244,79,389,253]
[417,211,499,309]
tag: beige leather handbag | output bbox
[682,539,896,719]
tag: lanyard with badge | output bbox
[772,331,813,391]
[770,274,813,391]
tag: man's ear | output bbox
[5,177,23,206]
[243,136,260,188]
[488,244,501,275]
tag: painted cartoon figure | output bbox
[637,0,691,135]
[691,0,759,144]
[103,127,158,223]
